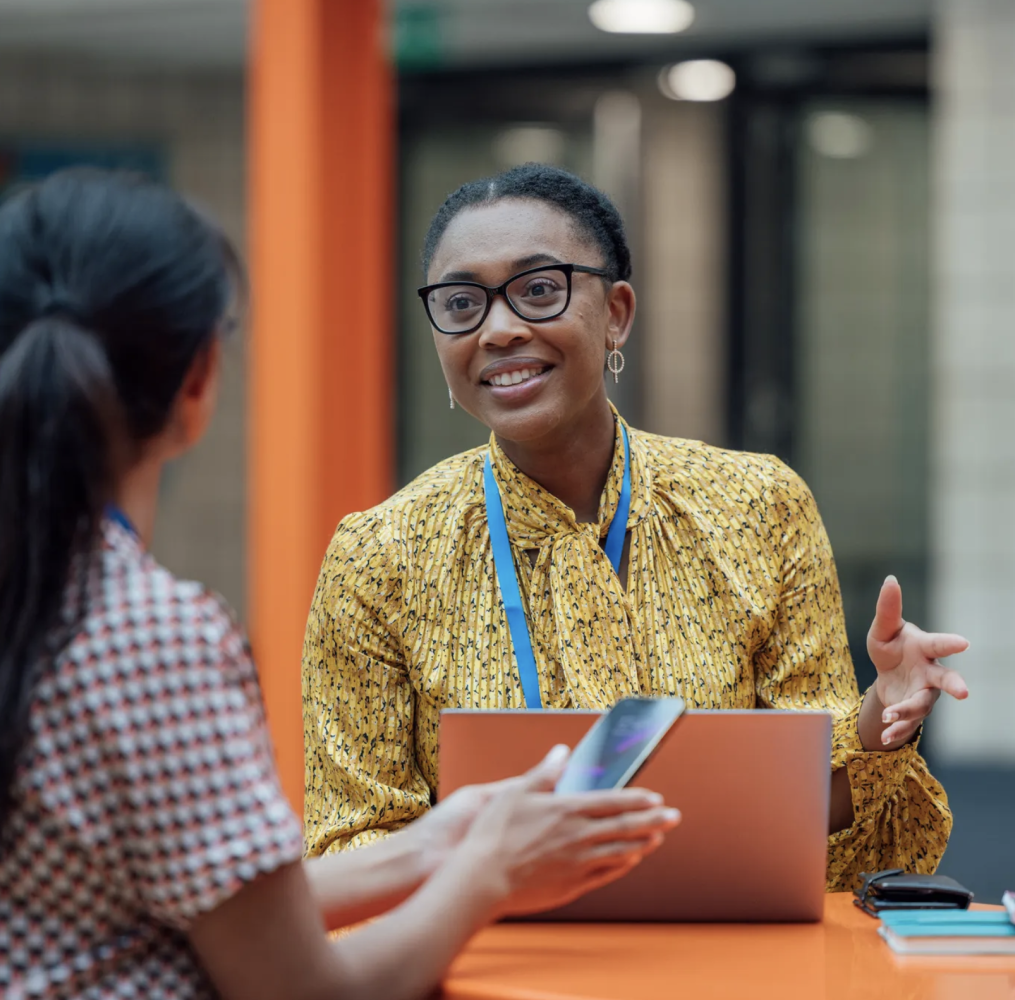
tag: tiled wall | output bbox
[0,56,248,616]
[931,0,1015,762]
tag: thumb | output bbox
[521,744,570,792]
[869,574,904,645]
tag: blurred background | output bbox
[0,0,1011,898]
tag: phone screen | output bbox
[555,697,685,794]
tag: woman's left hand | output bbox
[867,575,970,746]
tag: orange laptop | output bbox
[439,709,831,922]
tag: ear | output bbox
[167,337,223,457]
[604,280,636,350]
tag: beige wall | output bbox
[0,56,248,616]
[641,97,726,447]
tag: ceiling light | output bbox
[589,0,695,35]
[659,60,736,102]
[806,112,874,159]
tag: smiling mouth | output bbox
[482,366,550,387]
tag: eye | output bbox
[520,277,562,298]
[442,291,483,313]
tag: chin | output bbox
[479,399,568,446]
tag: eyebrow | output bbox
[438,252,565,283]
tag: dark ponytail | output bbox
[0,318,120,818]
[0,170,239,831]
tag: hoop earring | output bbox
[448,385,456,410]
[606,339,625,385]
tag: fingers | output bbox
[520,744,571,792]
[881,718,921,745]
[580,832,667,865]
[924,662,969,700]
[880,664,968,723]
[582,806,681,844]
[868,575,904,645]
[557,787,666,817]
[501,854,643,917]
[574,832,672,889]
[882,688,938,725]
[919,632,970,662]
[880,688,937,743]
[879,661,969,743]
[567,857,643,898]
[460,777,516,802]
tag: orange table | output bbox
[442,894,1015,1000]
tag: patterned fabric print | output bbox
[0,521,304,1000]
[302,411,952,892]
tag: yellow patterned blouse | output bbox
[302,413,951,892]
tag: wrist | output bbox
[441,842,512,921]
[401,815,457,884]
[859,686,912,753]
[386,823,444,888]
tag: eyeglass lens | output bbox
[427,267,570,333]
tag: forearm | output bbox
[828,688,913,835]
[332,853,502,1000]
[305,826,437,931]
[828,767,853,834]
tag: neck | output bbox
[496,394,616,523]
[114,456,163,548]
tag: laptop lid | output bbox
[439,709,831,922]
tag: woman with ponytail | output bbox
[0,170,677,1000]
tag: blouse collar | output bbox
[486,403,652,548]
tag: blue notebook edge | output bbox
[880,910,1015,938]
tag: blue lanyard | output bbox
[483,425,632,709]
[105,504,138,538]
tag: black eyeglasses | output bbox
[417,263,611,336]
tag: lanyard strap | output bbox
[484,425,632,710]
[105,504,138,538]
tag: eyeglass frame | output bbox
[417,262,612,336]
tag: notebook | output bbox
[879,910,1015,956]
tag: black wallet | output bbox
[853,869,974,917]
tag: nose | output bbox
[477,295,533,350]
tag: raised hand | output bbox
[867,575,969,746]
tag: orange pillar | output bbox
[248,0,394,811]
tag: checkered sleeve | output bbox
[89,582,304,930]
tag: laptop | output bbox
[439,709,831,922]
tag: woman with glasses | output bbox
[303,163,969,892]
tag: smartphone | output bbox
[555,697,685,794]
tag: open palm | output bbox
[867,575,969,744]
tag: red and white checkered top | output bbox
[0,520,304,998]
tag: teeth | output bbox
[490,368,544,387]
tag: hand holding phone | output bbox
[555,697,685,794]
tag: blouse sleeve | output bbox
[302,512,431,857]
[56,590,304,931]
[751,463,952,893]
